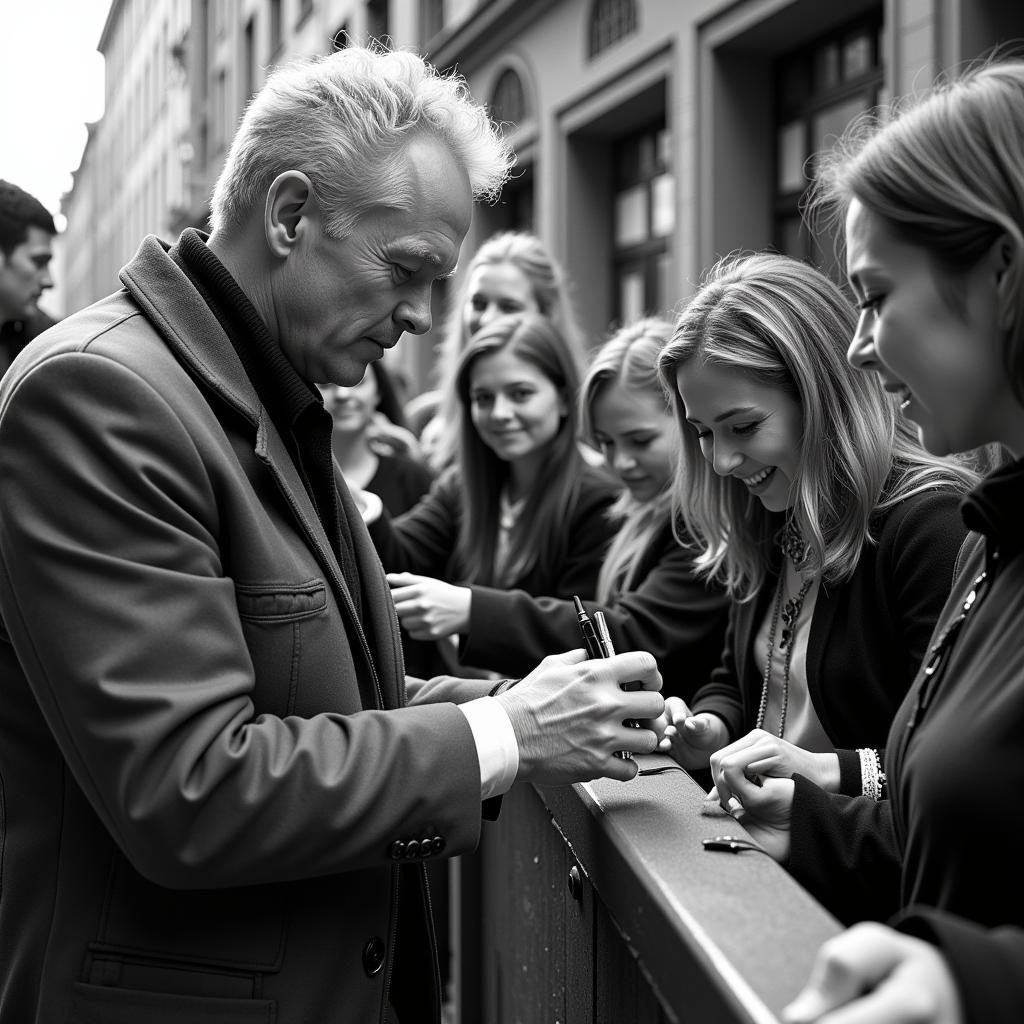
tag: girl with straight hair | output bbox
[364,312,618,677]
[656,251,976,798]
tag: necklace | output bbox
[755,522,813,738]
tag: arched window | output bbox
[588,0,638,59]
[490,67,527,129]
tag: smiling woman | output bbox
[653,251,978,803]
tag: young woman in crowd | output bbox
[447,317,729,697]
[415,230,590,472]
[320,361,434,517]
[706,58,1024,1024]
[363,312,619,677]
[655,252,977,799]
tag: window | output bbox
[588,0,637,59]
[774,12,884,276]
[612,123,673,323]
[490,68,526,129]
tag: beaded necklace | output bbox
[755,519,813,738]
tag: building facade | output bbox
[58,0,1024,392]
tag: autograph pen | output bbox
[573,595,603,660]
[594,611,642,755]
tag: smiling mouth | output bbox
[741,466,775,488]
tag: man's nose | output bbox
[397,290,432,335]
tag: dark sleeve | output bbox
[367,471,461,577]
[834,488,969,796]
[368,454,435,517]
[893,910,1024,1024]
[688,599,747,738]
[461,526,729,699]
[786,774,902,925]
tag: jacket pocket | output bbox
[234,579,329,716]
[70,981,275,1023]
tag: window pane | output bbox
[777,120,805,195]
[615,186,648,247]
[651,173,674,237]
[843,31,872,79]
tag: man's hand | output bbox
[708,729,842,793]
[656,696,728,770]
[387,572,471,639]
[783,923,962,1024]
[495,649,664,785]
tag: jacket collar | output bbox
[118,235,262,425]
[961,456,1024,558]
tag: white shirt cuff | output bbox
[458,697,519,800]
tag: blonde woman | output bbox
[656,252,976,798]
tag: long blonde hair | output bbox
[657,252,977,600]
[580,318,675,602]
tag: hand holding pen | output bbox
[574,597,643,759]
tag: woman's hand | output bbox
[386,572,471,639]
[656,696,729,770]
[783,923,962,1024]
[709,729,842,792]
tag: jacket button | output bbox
[432,836,446,855]
[363,937,386,977]
[388,840,405,860]
[405,839,420,858]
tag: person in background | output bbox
[655,252,976,800]
[0,179,57,373]
[0,46,666,1023]
[415,230,591,472]
[362,311,620,679]
[448,316,729,696]
[713,56,1024,1024]
[320,360,434,516]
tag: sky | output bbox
[1,1,113,226]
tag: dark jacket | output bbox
[787,459,1024,1024]
[369,465,620,676]
[692,487,969,794]
[459,517,729,699]
[0,236,482,1023]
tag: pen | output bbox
[574,596,603,660]
[593,610,639,760]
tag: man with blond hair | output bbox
[0,46,664,1022]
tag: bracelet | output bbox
[487,678,519,697]
[857,747,887,801]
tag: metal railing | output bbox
[451,756,841,1023]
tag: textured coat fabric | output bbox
[459,518,729,699]
[0,236,483,1023]
[368,464,620,677]
[787,460,1024,1024]
[691,488,969,794]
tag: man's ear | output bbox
[264,171,317,257]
